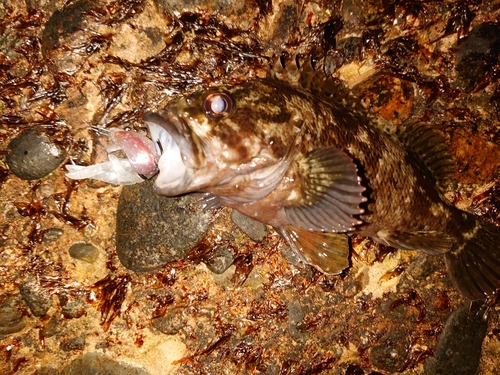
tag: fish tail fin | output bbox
[444,217,500,300]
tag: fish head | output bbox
[143,80,301,198]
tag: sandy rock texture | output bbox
[1,0,499,374]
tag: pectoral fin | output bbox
[285,147,367,233]
[279,225,350,274]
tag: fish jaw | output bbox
[143,111,201,196]
[143,108,251,197]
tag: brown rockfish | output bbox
[142,68,500,300]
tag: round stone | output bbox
[455,23,500,92]
[68,243,99,263]
[19,281,53,317]
[230,210,268,242]
[116,179,212,272]
[61,353,150,375]
[6,129,67,180]
[0,297,26,334]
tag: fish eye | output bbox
[204,92,233,119]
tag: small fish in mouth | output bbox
[65,128,158,185]
[140,76,500,301]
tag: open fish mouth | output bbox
[143,110,206,195]
[64,109,198,189]
[110,129,159,179]
[144,112,186,186]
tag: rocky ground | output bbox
[1,0,500,374]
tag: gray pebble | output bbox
[157,0,249,17]
[41,316,63,338]
[152,307,186,335]
[280,245,304,267]
[37,366,60,375]
[424,302,487,375]
[19,281,53,317]
[204,246,235,274]
[6,128,67,180]
[60,296,86,319]
[230,210,268,242]
[61,352,150,375]
[62,303,86,319]
[42,227,64,243]
[0,297,26,334]
[41,0,102,77]
[68,243,99,263]
[116,179,212,272]
[369,328,410,372]
[61,336,86,351]
[287,299,308,343]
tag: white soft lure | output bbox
[65,128,159,185]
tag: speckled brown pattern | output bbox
[146,77,500,300]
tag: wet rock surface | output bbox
[6,129,68,180]
[60,295,87,319]
[424,303,488,375]
[454,22,500,93]
[19,281,53,317]
[41,316,64,338]
[61,336,87,352]
[116,179,212,272]
[203,245,235,274]
[369,327,411,372]
[152,307,186,336]
[0,1,499,374]
[0,297,26,335]
[42,227,65,243]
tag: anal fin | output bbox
[279,225,350,274]
[378,230,454,255]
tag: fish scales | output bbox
[211,80,463,240]
[142,73,500,301]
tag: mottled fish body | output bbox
[133,71,499,300]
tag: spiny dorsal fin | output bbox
[270,54,348,103]
[296,57,340,100]
[270,53,301,86]
[393,122,455,192]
